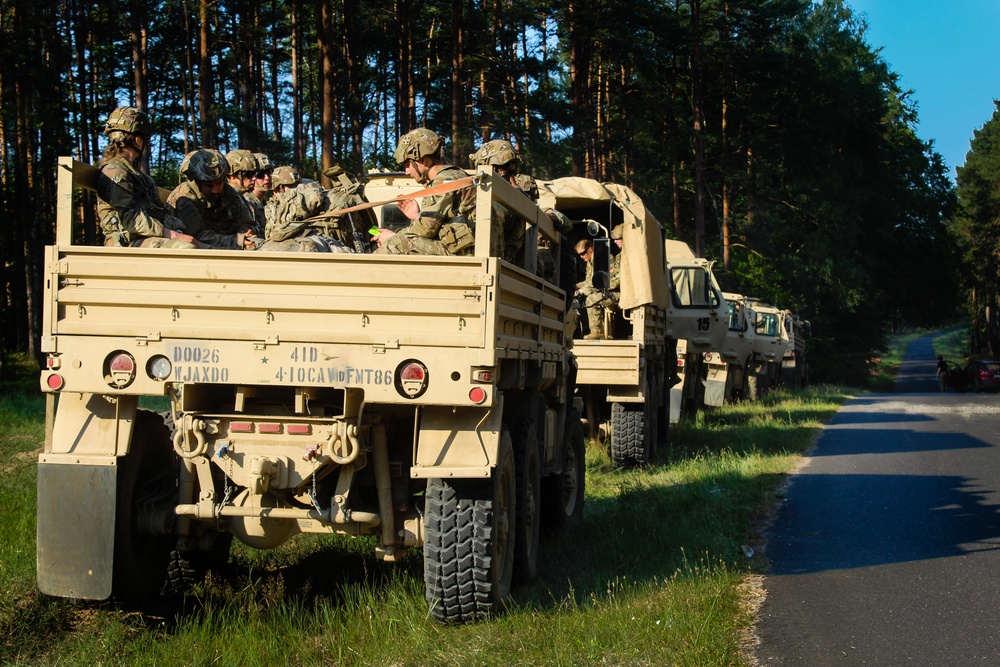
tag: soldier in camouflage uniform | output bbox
[226,149,266,230]
[249,152,274,215]
[574,228,621,339]
[271,166,301,196]
[373,128,476,256]
[469,139,574,269]
[168,149,260,250]
[96,106,197,248]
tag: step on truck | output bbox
[536,177,672,467]
[37,158,585,624]
[664,240,729,423]
[702,292,758,406]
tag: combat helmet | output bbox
[394,128,443,166]
[104,106,151,143]
[272,166,301,188]
[180,149,229,182]
[226,149,259,175]
[469,139,519,169]
[253,153,274,172]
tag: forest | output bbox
[0,0,982,384]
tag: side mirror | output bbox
[585,219,607,238]
[592,238,611,291]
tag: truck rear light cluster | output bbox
[228,421,312,435]
[472,369,494,383]
[146,355,172,380]
[105,351,136,389]
[395,360,429,399]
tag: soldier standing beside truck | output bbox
[96,106,197,249]
[168,149,260,250]
[373,128,476,256]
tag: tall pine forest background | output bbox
[1,0,997,385]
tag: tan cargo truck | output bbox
[664,241,729,423]
[746,299,791,397]
[37,158,585,624]
[702,293,758,406]
[780,312,810,389]
[536,178,672,467]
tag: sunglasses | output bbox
[577,251,588,258]
[253,170,272,179]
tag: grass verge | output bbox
[1,352,848,667]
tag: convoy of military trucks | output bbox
[35,155,809,623]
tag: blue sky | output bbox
[846,0,1000,181]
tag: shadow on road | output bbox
[769,470,1000,575]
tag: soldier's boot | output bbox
[584,307,604,339]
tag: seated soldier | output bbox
[574,228,621,339]
[96,106,197,248]
[168,149,260,250]
[226,149,266,231]
[372,128,476,256]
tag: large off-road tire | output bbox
[165,532,233,593]
[112,409,177,604]
[424,429,516,624]
[610,400,651,467]
[541,409,585,532]
[510,419,541,583]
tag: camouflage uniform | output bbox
[97,157,192,248]
[168,180,257,249]
[96,105,194,249]
[243,190,267,230]
[375,164,477,256]
[259,181,351,253]
[576,236,621,338]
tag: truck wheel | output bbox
[112,410,176,604]
[424,429,516,623]
[542,409,585,532]
[610,401,651,467]
[165,532,233,593]
[511,420,541,583]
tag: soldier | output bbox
[96,106,197,248]
[226,149,266,231]
[250,153,274,210]
[574,229,621,339]
[271,166,301,196]
[470,139,572,268]
[168,149,259,250]
[372,128,476,255]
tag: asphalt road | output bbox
[755,333,1000,665]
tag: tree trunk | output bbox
[198,0,216,146]
[690,0,707,258]
[317,1,336,185]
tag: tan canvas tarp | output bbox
[537,177,668,311]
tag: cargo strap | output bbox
[303,175,477,223]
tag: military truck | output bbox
[746,299,791,397]
[664,240,729,423]
[535,178,671,467]
[702,293,758,406]
[780,312,810,389]
[37,158,584,625]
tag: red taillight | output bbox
[395,360,429,399]
[400,363,425,381]
[230,422,254,433]
[46,374,65,391]
[287,423,311,435]
[106,351,136,389]
[258,423,282,434]
[469,387,487,404]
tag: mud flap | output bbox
[36,460,117,599]
[703,378,726,407]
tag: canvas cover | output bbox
[537,177,668,311]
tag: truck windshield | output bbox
[756,312,781,337]
[728,301,744,332]
[671,267,721,309]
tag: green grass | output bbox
[0,353,849,667]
